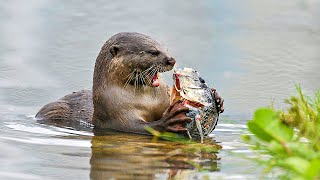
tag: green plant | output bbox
[243,86,320,180]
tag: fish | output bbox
[170,67,220,143]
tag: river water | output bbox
[0,0,319,179]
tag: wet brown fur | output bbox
[36,32,179,133]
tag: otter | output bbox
[36,32,224,134]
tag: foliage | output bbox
[243,86,320,180]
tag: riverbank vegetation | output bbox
[243,86,320,179]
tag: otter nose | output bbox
[166,57,176,66]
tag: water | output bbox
[0,0,319,179]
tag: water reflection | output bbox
[90,131,220,179]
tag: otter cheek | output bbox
[151,73,160,87]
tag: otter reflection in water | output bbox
[90,131,221,180]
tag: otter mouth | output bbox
[124,65,174,88]
[148,64,175,87]
[151,73,160,87]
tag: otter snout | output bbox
[166,57,176,66]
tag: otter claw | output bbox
[163,100,182,116]
[166,117,192,126]
[162,117,192,133]
[211,88,224,113]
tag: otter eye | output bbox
[148,50,159,56]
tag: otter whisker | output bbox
[137,72,142,91]
[124,75,133,89]
[124,74,133,87]
[140,73,147,89]
[134,73,138,94]
[124,70,136,81]
[139,72,147,86]
[141,65,154,74]
[136,72,139,91]
[124,69,137,80]
[144,68,154,84]
[145,68,154,80]
[155,66,161,77]
[136,71,141,90]
[143,65,155,78]
[148,66,157,77]
[124,70,136,88]
[141,68,152,83]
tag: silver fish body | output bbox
[173,68,219,142]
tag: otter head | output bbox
[94,32,176,89]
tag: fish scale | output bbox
[172,67,220,143]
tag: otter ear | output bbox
[110,45,120,57]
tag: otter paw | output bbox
[156,117,192,133]
[157,100,192,132]
[211,88,224,113]
[163,117,192,133]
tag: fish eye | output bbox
[199,77,205,83]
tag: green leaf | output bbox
[253,108,276,127]
[268,140,285,155]
[250,108,294,143]
[247,121,273,142]
[265,120,294,142]
[306,158,320,179]
[283,157,310,176]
